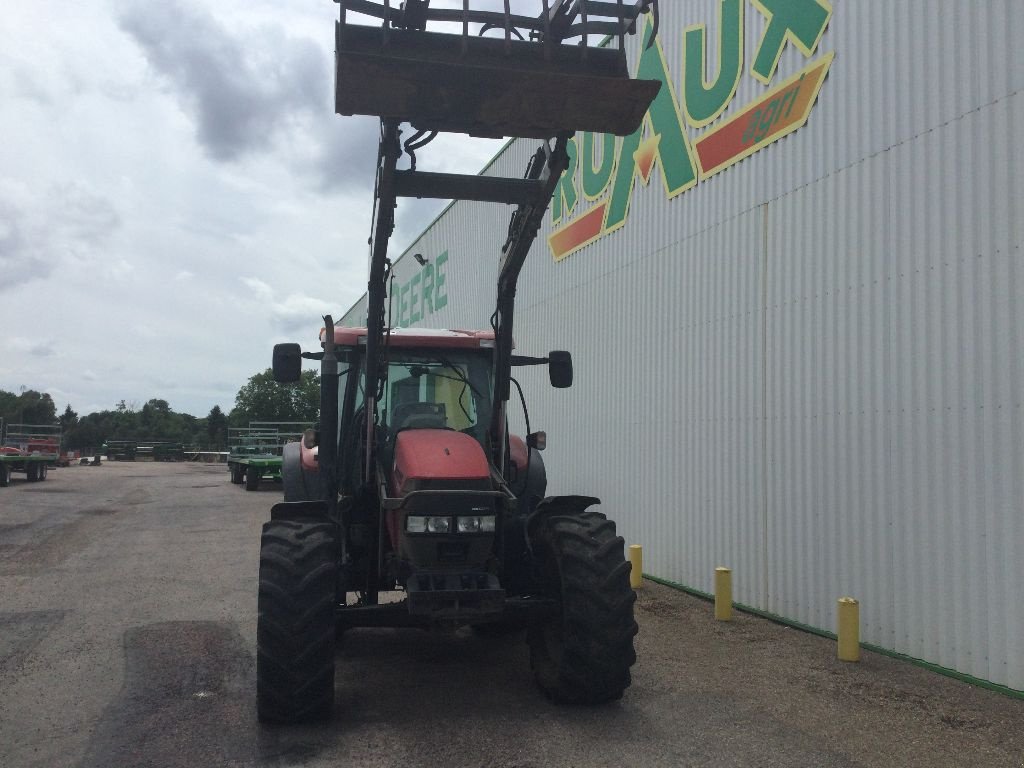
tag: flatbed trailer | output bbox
[104,440,138,461]
[2,424,63,467]
[226,423,311,491]
[228,454,283,491]
[0,450,52,487]
[138,441,185,461]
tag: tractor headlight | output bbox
[406,515,495,534]
[456,515,496,533]
[407,515,452,534]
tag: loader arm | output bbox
[339,0,661,483]
[488,136,572,472]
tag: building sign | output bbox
[548,0,833,262]
[393,250,449,327]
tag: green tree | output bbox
[140,398,171,437]
[0,389,19,426]
[12,390,57,425]
[66,412,109,451]
[231,369,320,426]
[59,404,79,431]
[206,405,228,449]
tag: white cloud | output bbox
[242,277,335,335]
[8,337,56,357]
[117,0,328,162]
[0,0,530,417]
[0,179,121,291]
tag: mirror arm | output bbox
[510,354,549,367]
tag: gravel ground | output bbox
[0,461,1021,768]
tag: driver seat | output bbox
[391,402,448,431]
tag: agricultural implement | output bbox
[0,422,61,486]
[228,423,313,491]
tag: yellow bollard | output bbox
[837,597,860,662]
[714,567,732,621]
[628,545,643,589]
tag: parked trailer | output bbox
[134,441,185,461]
[226,423,311,491]
[227,429,282,491]
[152,442,185,461]
[0,448,53,487]
[104,440,137,461]
[2,424,63,467]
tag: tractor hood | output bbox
[391,430,490,496]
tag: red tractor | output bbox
[257,0,661,722]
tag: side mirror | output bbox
[526,431,546,451]
[548,351,573,388]
[272,343,302,383]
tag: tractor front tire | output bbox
[0,463,10,487]
[39,464,48,481]
[26,463,39,482]
[230,465,243,485]
[527,509,637,704]
[257,520,337,723]
[245,466,260,491]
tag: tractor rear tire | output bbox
[257,520,337,723]
[527,509,637,704]
[0,463,10,487]
[245,466,260,491]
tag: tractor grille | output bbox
[437,542,469,564]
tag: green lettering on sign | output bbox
[551,137,579,224]
[421,263,434,314]
[408,271,422,323]
[398,281,411,326]
[683,0,744,128]
[434,250,448,310]
[750,0,832,85]
[606,22,698,232]
[392,251,450,325]
[582,132,616,200]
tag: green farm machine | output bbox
[228,423,313,491]
[258,0,661,722]
[0,422,62,487]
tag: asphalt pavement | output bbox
[0,462,1021,768]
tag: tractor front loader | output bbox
[258,0,661,722]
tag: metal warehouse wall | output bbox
[340,1,1024,691]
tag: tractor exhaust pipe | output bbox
[320,314,339,514]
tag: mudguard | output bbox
[283,442,319,503]
[508,435,547,506]
[269,500,329,522]
[525,495,601,541]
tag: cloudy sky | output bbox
[1,0,507,418]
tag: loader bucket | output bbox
[335,23,661,139]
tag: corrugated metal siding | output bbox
[760,1,1024,688]
[338,1,1024,690]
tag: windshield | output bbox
[335,347,493,491]
[381,350,492,444]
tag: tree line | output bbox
[0,369,319,452]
